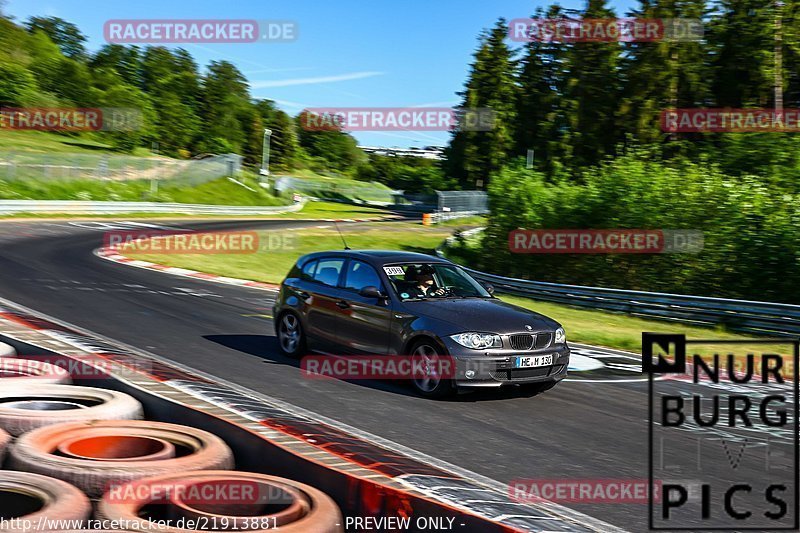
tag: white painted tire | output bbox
[0,384,144,436]
[0,427,9,463]
[9,420,235,498]
[0,471,91,531]
[0,342,15,358]
[0,358,71,385]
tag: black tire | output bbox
[409,339,454,399]
[277,312,306,358]
[519,380,558,396]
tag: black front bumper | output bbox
[448,346,570,388]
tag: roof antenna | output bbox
[334,221,351,250]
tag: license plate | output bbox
[515,354,553,368]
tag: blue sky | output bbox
[6,0,637,147]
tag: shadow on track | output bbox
[203,334,551,403]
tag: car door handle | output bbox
[299,291,311,300]
[336,300,351,309]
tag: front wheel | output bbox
[277,312,306,358]
[410,340,454,399]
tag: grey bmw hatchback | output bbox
[273,250,570,398]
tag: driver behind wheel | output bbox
[405,265,447,298]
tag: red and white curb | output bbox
[95,246,280,292]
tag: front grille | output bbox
[509,334,534,351]
[508,332,553,350]
[490,367,551,382]
[535,332,553,349]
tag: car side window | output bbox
[300,260,317,281]
[312,258,345,287]
[344,261,383,292]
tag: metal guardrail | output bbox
[437,238,800,336]
[431,210,485,223]
[274,176,396,204]
[436,190,488,214]
[0,199,305,215]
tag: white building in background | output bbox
[358,146,445,160]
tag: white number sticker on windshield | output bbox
[383,266,405,276]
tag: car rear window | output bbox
[300,259,317,281]
[313,258,345,287]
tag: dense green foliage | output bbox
[442,0,800,302]
[355,154,454,193]
[445,153,800,303]
[447,0,800,186]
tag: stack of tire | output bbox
[0,342,342,532]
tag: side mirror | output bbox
[359,286,384,299]
[484,283,495,295]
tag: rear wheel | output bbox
[410,340,454,399]
[277,312,306,358]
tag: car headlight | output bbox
[450,332,502,349]
[554,327,566,344]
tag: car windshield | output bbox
[383,263,491,301]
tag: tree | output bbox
[200,61,251,152]
[31,57,95,106]
[98,84,156,152]
[446,20,518,188]
[559,0,623,168]
[706,0,786,107]
[252,100,302,169]
[514,5,570,172]
[296,111,364,174]
[25,16,86,60]
[618,0,710,146]
[91,45,142,87]
[136,47,204,154]
[0,62,37,105]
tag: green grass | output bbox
[0,130,119,154]
[282,201,390,219]
[125,222,452,284]
[0,174,288,205]
[0,201,392,220]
